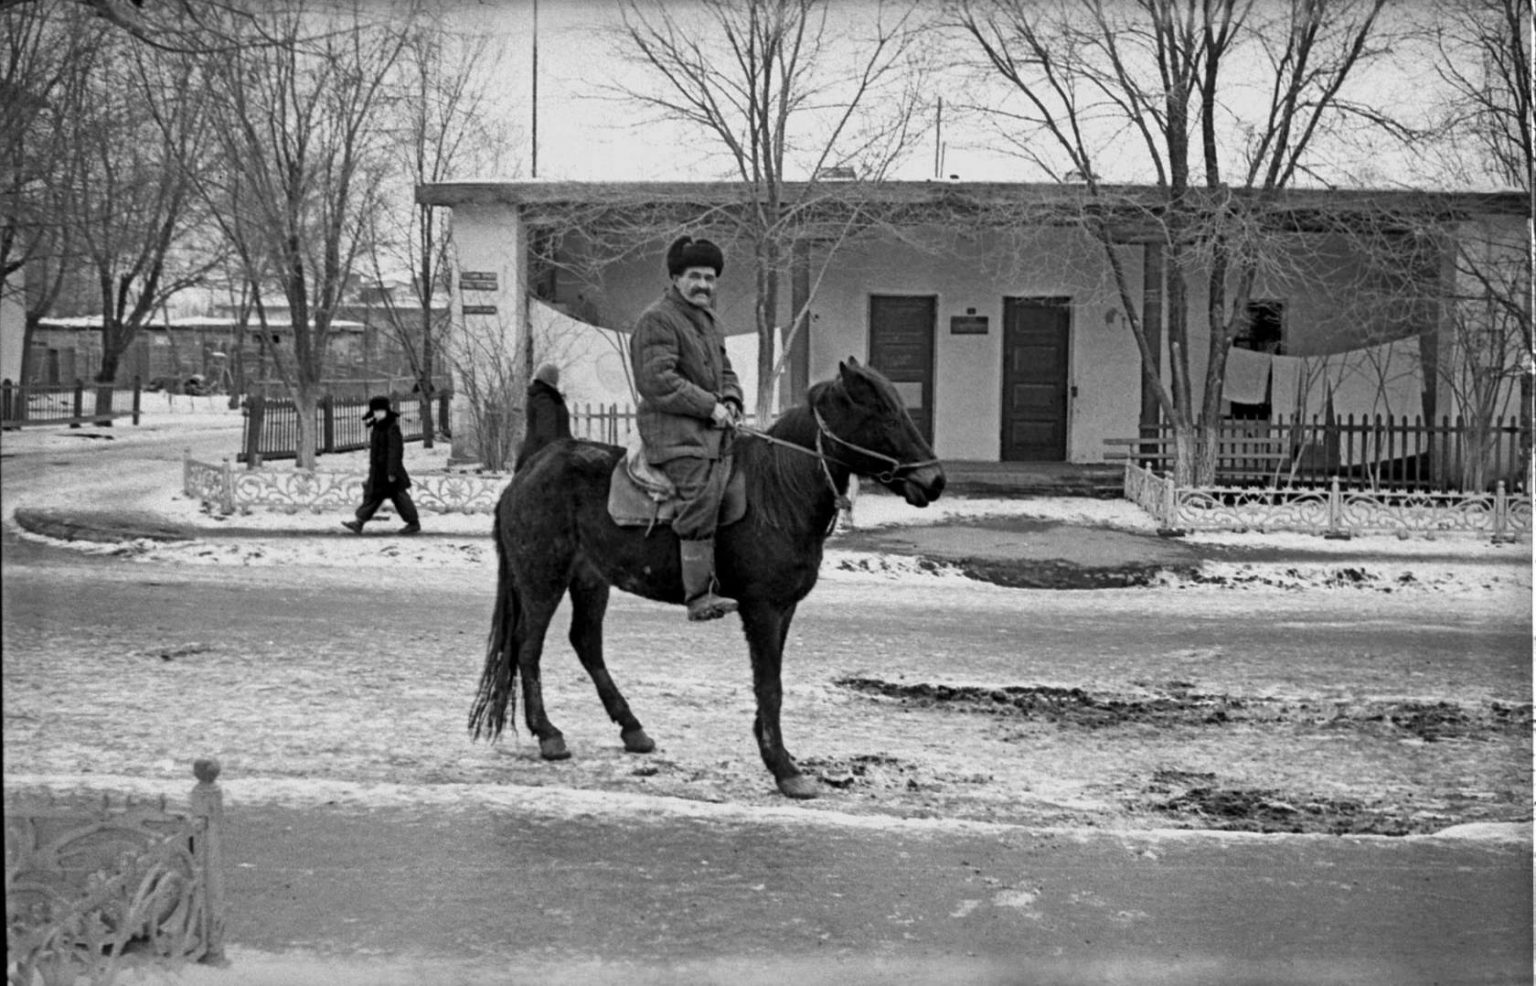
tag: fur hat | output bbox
[666,236,724,278]
[534,363,560,388]
[362,395,392,421]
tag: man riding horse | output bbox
[630,235,744,622]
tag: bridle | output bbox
[733,400,941,528]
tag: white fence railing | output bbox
[185,453,506,515]
[1124,462,1531,540]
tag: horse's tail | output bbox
[468,510,519,742]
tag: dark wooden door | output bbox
[868,295,936,444]
[1001,297,1070,461]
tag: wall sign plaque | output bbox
[950,315,989,335]
[460,271,499,291]
[462,304,498,316]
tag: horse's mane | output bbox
[736,381,844,534]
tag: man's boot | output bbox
[341,519,364,534]
[679,538,737,622]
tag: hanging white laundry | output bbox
[1377,337,1426,420]
[1222,346,1272,404]
[1289,356,1333,435]
[1325,338,1428,467]
[1328,339,1426,423]
[1269,354,1304,422]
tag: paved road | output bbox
[202,800,1529,986]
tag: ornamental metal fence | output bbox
[186,451,505,516]
[5,760,227,984]
[1123,461,1531,540]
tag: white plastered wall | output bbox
[801,226,1143,462]
[446,203,525,464]
[1,265,24,384]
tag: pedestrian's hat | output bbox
[666,236,724,278]
[362,395,392,421]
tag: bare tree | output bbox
[613,0,933,422]
[1420,0,1532,482]
[0,0,279,55]
[199,0,414,469]
[54,13,222,400]
[364,15,509,449]
[1,3,124,386]
[953,0,1403,484]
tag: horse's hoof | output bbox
[777,774,820,800]
[539,736,570,761]
[621,728,655,754]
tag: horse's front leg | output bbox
[739,601,818,799]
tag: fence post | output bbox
[220,457,235,515]
[321,395,335,454]
[1,378,10,423]
[189,758,227,965]
[244,395,265,470]
[1491,481,1515,544]
[1324,476,1350,539]
[1156,473,1183,536]
[183,447,192,496]
[132,376,142,425]
[70,378,84,428]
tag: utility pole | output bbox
[531,0,539,179]
[933,96,942,179]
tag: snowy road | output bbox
[3,547,1528,834]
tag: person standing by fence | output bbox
[342,396,421,536]
[515,363,572,471]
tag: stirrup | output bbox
[686,592,738,622]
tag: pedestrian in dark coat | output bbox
[515,363,572,470]
[342,395,421,535]
[630,234,744,622]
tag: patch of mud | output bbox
[1135,771,1528,836]
[1164,563,1524,593]
[797,753,994,796]
[835,677,1252,728]
[834,677,1532,741]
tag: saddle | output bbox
[607,436,746,531]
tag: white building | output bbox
[419,180,1527,471]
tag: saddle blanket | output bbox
[607,440,746,530]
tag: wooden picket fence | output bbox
[1106,414,1528,492]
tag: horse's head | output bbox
[817,358,946,508]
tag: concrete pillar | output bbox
[446,203,527,467]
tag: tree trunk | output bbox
[754,238,781,425]
[1172,424,1197,487]
[419,307,435,448]
[1521,369,1532,489]
[293,381,318,471]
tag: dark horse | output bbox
[467,359,946,798]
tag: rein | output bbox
[734,404,941,532]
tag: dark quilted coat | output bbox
[364,410,411,499]
[629,286,743,463]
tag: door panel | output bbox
[1001,297,1070,461]
[868,295,936,444]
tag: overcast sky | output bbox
[433,0,1451,190]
